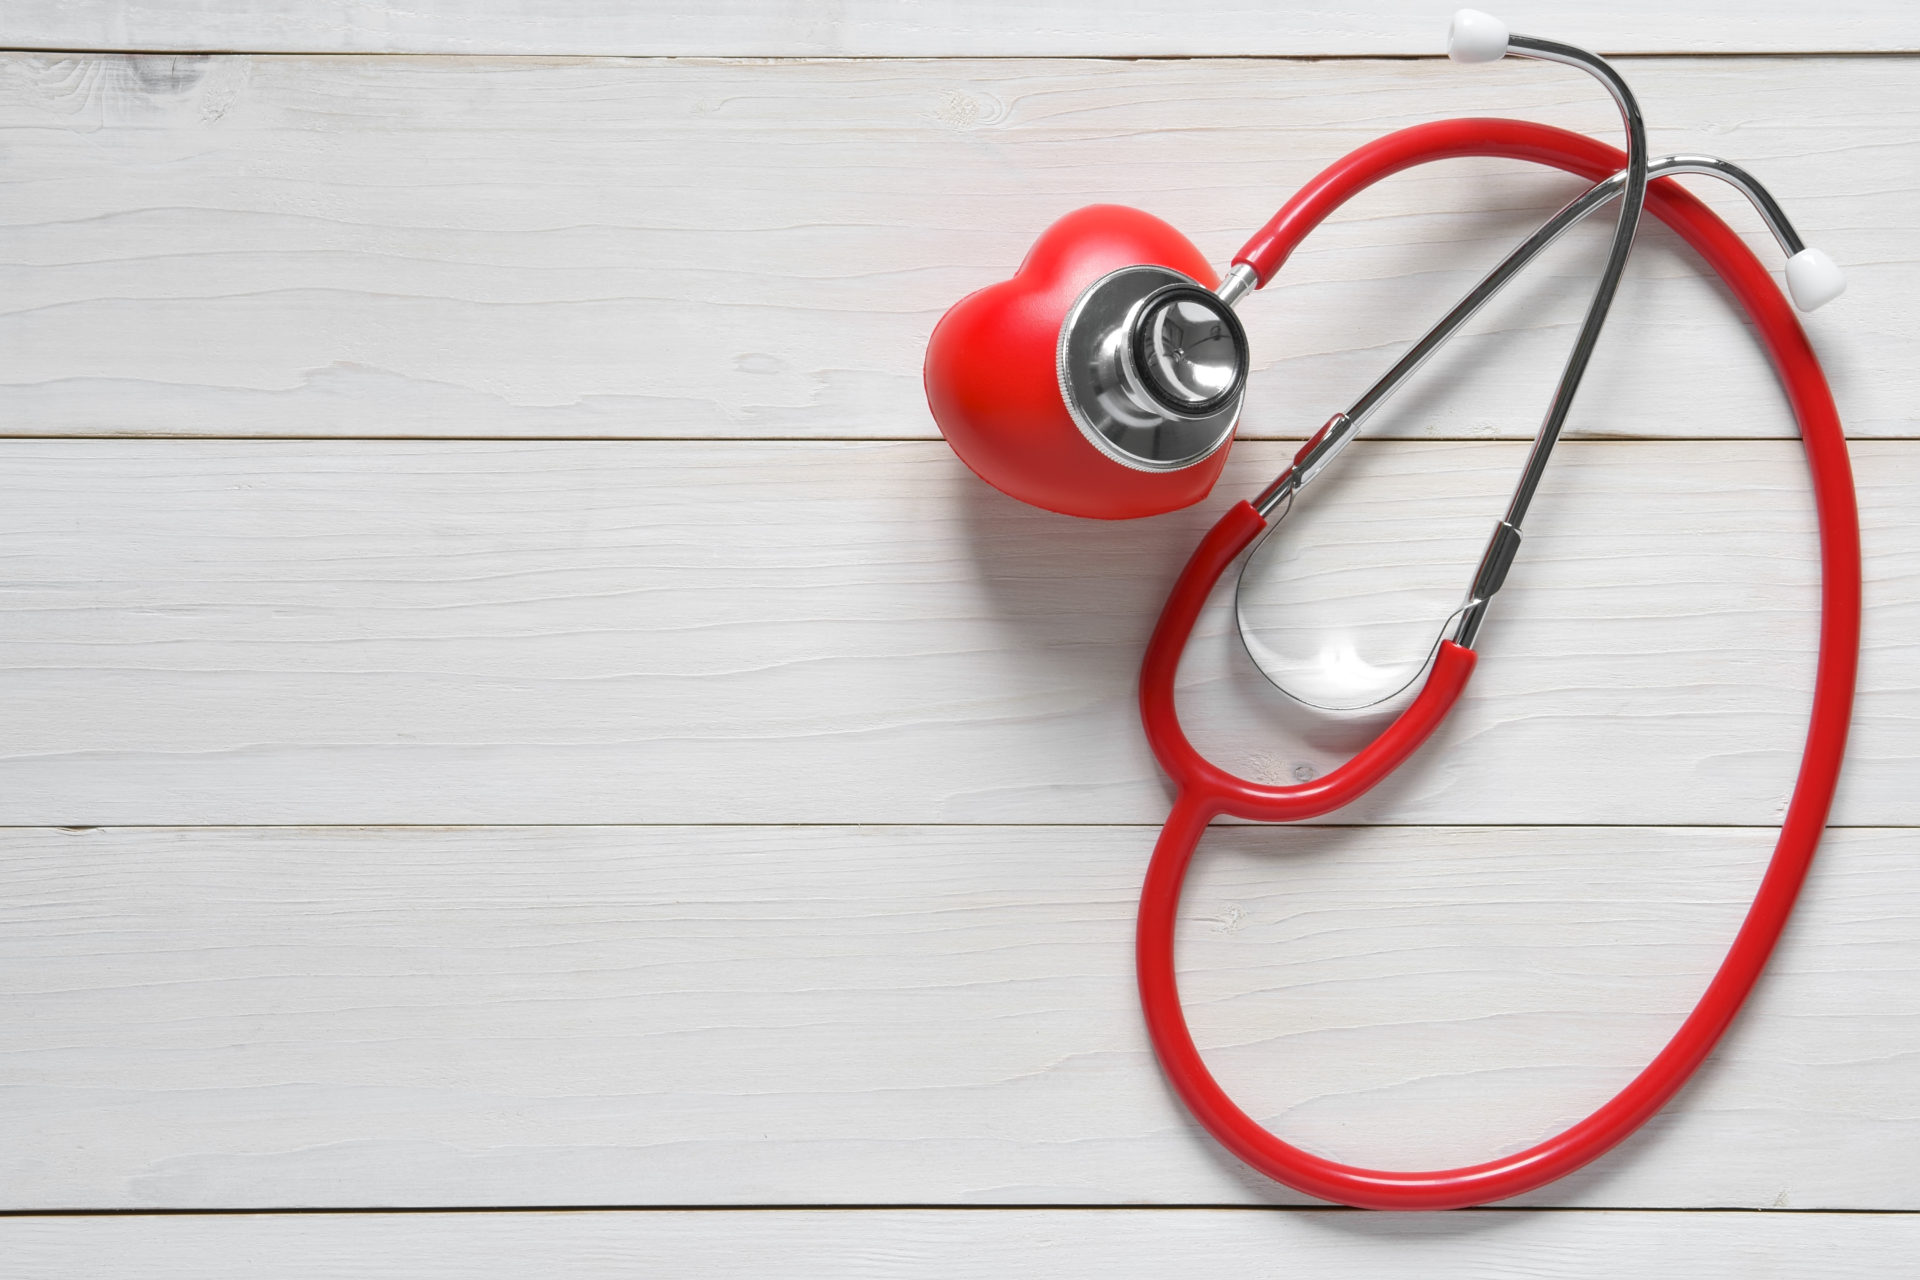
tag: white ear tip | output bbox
[1785,247,1846,312]
[1448,9,1509,62]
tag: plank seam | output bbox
[2,1205,1916,1217]
[2,48,1917,60]
[0,436,1907,445]
[6,823,1912,833]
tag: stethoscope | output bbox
[922,11,1860,1209]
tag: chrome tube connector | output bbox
[1216,262,1259,309]
[1252,411,1357,518]
[1451,520,1523,647]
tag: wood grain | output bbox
[0,16,1911,1240]
[10,1,1920,56]
[0,438,1905,827]
[0,55,1907,440]
[2,823,1914,1210]
[2,1208,1916,1276]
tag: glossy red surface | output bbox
[922,204,1230,519]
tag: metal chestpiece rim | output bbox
[1056,265,1249,473]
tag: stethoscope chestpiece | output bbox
[1057,266,1249,472]
[921,203,1239,519]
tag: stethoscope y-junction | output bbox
[922,11,1859,1209]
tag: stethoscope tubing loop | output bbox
[1136,118,1861,1211]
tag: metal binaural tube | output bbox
[1660,155,1806,256]
[1233,150,1823,709]
[1340,155,1815,450]
[1231,23,1836,703]
[1244,156,1816,529]
[1449,32,1649,647]
[1240,31,1653,554]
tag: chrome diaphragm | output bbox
[1056,265,1248,472]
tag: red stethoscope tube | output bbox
[1137,119,1861,1210]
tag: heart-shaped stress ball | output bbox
[924,205,1233,519]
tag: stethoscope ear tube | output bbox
[1135,119,1861,1211]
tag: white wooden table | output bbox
[3,2,1916,1273]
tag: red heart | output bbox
[923,205,1233,519]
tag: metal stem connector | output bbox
[1217,262,1259,309]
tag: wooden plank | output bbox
[2,1208,1917,1276]
[0,438,1907,827]
[2,824,1913,1209]
[10,1,1920,56]
[0,54,1907,440]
